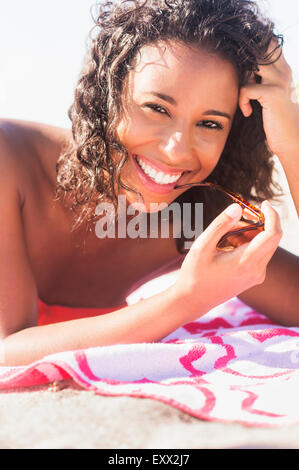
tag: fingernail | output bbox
[225,203,242,220]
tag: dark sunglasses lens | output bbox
[207,192,262,251]
[217,226,263,251]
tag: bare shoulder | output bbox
[0,118,72,193]
[0,117,71,147]
[0,120,26,206]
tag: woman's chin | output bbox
[117,183,173,213]
[123,194,169,214]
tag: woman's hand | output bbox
[239,40,299,159]
[171,201,283,319]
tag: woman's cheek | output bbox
[116,114,149,149]
[199,136,225,162]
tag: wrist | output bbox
[165,282,207,322]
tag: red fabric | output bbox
[37,299,127,326]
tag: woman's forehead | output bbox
[128,41,239,103]
[134,41,214,69]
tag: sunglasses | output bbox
[174,181,265,251]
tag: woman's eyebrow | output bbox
[202,109,232,120]
[147,92,232,119]
[148,91,176,105]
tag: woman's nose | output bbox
[160,130,193,165]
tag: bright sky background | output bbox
[0,0,298,128]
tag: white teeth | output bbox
[136,156,182,185]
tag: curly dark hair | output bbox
[55,0,283,253]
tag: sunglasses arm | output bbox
[174,181,265,226]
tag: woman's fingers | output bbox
[253,40,292,85]
[191,203,243,256]
[239,40,294,118]
[190,200,282,272]
[240,200,283,263]
[176,201,283,314]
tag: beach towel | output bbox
[1,273,299,428]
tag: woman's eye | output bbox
[144,103,169,116]
[197,120,223,130]
[143,106,223,130]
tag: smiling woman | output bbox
[115,43,238,205]
[55,0,284,253]
[0,0,299,366]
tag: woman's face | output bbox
[115,41,239,211]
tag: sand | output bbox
[0,160,298,450]
[1,379,299,449]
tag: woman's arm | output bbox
[3,201,283,366]
[277,150,299,216]
[239,40,299,216]
[0,132,39,338]
[237,42,299,322]
[238,246,299,326]
[2,286,189,366]
[6,246,298,366]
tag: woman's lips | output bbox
[132,154,189,195]
[135,154,186,175]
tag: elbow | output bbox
[0,299,39,341]
[0,323,32,341]
[0,322,37,367]
[0,328,15,342]
[0,337,5,365]
[0,332,11,366]
[0,329,29,367]
[0,312,37,341]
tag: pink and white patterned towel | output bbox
[1,293,299,428]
